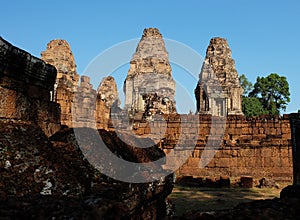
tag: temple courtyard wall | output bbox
[114,114,293,183]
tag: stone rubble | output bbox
[0,122,174,219]
[0,36,174,219]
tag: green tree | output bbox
[242,97,267,117]
[239,74,263,117]
[249,73,290,115]
[239,74,253,96]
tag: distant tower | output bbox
[41,40,80,127]
[123,28,176,119]
[195,37,243,116]
[96,76,120,129]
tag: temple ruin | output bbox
[124,28,176,120]
[72,75,97,128]
[0,36,174,219]
[0,37,60,136]
[34,31,292,183]
[195,37,244,116]
[41,39,80,127]
[1,29,299,218]
[96,76,120,129]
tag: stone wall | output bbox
[289,113,300,185]
[0,37,60,136]
[115,114,293,183]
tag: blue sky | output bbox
[1,0,300,113]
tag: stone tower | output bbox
[123,28,176,118]
[41,39,80,127]
[41,40,79,95]
[72,76,97,128]
[195,37,243,116]
[96,76,120,129]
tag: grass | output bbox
[168,185,284,216]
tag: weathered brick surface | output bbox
[128,114,292,182]
[96,76,120,130]
[72,76,97,128]
[0,37,60,136]
[41,39,80,127]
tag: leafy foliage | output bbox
[249,73,290,115]
[239,74,253,96]
[240,73,290,117]
[242,97,267,117]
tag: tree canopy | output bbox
[240,73,290,117]
[242,97,267,117]
[249,73,290,115]
[239,74,253,96]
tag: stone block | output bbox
[240,176,253,188]
[219,176,230,188]
[281,157,291,167]
[259,127,265,134]
[237,157,246,167]
[187,158,200,167]
[282,133,291,139]
[192,150,201,158]
[230,157,238,167]
[215,157,230,168]
[261,148,272,158]
[263,157,273,167]
[240,148,255,157]
[242,127,250,134]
